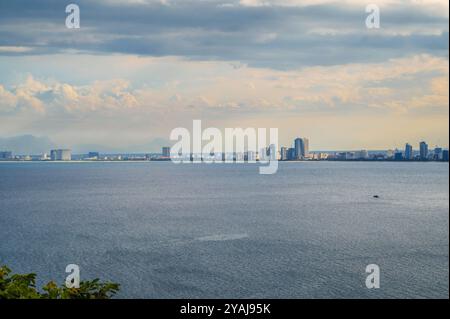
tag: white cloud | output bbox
[0,46,33,53]
[0,54,447,149]
[0,85,18,111]
[1,54,447,115]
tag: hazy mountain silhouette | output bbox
[0,135,171,155]
[72,138,170,154]
[0,135,56,155]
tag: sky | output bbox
[0,0,448,152]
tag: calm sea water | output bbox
[0,161,448,298]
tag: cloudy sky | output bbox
[0,0,448,152]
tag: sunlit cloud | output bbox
[0,0,448,150]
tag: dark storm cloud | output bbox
[0,0,448,68]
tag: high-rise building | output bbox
[280,147,288,161]
[162,147,171,158]
[404,143,413,160]
[287,148,295,160]
[294,137,309,159]
[419,141,428,160]
[302,138,309,158]
[443,150,449,162]
[294,138,302,159]
[50,149,71,161]
[434,147,443,160]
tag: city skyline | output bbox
[0,132,449,155]
[0,1,448,151]
[0,0,448,302]
[1,136,448,163]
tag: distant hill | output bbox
[0,135,171,155]
[0,135,56,155]
[72,138,171,154]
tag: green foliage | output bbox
[0,265,119,299]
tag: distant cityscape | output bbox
[1,137,448,162]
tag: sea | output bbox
[0,161,448,298]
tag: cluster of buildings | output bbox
[323,141,448,162]
[0,151,13,160]
[158,138,448,162]
[49,149,72,161]
[157,137,310,162]
[0,149,73,161]
[1,139,448,162]
[0,149,157,162]
[391,141,449,161]
[280,137,310,161]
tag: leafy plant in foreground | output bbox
[0,265,119,299]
